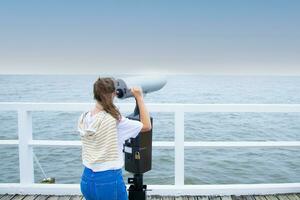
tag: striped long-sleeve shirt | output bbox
[77,110,143,172]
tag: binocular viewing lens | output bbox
[116,89,123,98]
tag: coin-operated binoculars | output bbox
[115,75,167,200]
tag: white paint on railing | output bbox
[18,110,34,184]
[0,140,19,145]
[183,141,300,148]
[0,102,300,195]
[174,111,185,185]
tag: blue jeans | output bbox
[80,166,128,200]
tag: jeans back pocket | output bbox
[95,180,117,200]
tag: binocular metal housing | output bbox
[115,75,167,99]
[123,114,153,174]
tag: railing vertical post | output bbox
[175,110,184,185]
[18,109,34,184]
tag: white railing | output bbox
[0,102,300,195]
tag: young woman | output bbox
[77,77,151,200]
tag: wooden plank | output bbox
[244,196,256,200]
[197,196,209,200]
[57,196,71,200]
[232,195,246,200]
[149,195,161,200]
[148,195,162,200]
[221,196,233,200]
[209,196,222,200]
[240,196,251,200]
[10,195,26,200]
[286,194,300,200]
[191,196,199,200]
[187,196,194,200]
[8,195,19,200]
[253,195,267,200]
[174,196,184,200]
[0,195,8,200]
[46,196,59,200]
[180,196,188,200]
[264,195,279,200]
[34,195,49,200]
[165,196,176,200]
[22,195,39,200]
[69,196,82,200]
[0,195,16,200]
[210,196,222,200]
[276,195,290,200]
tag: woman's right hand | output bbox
[130,87,143,99]
[130,86,151,132]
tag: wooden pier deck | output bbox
[1,193,300,200]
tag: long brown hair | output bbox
[93,77,121,121]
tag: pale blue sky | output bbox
[0,0,299,75]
